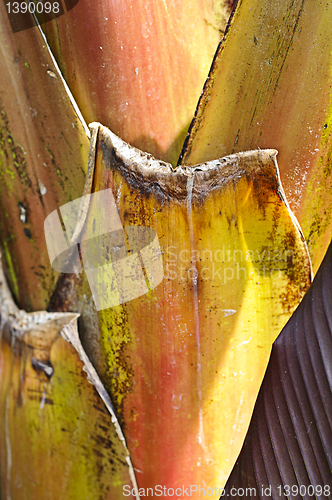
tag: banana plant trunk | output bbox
[0,0,331,498]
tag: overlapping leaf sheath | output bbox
[0,257,138,500]
[37,0,232,165]
[223,238,332,499]
[50,123,311,493]
[180,0,332,273]
[0,3,90,311]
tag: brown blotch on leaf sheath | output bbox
[48,272,82,313]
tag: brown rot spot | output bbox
[23,228,31,239]
[226,0,239,13]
